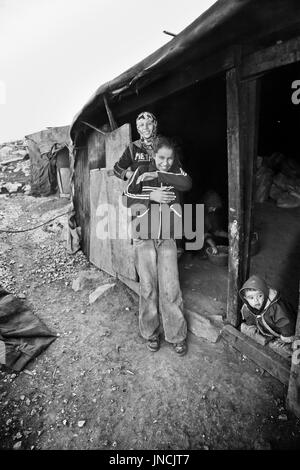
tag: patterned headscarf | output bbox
[136,111,157,148]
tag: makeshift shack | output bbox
[70,0,300,416]
[26,125,71,197]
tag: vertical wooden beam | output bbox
[103,95,118,131]
[286,283,300,418]
[226,67,260,326]
[73,146,90,257]
[241,78,261,281]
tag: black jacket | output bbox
[123,160,192,240]
[113,140,155,180]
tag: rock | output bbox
[278,414,288,421]
[253,438,272,450]
[77,420,86,428]
[13,441,22,450]
[72,271,105,292]
[89,283,115,304]
[185,308,223,343]
[3,182,22,193]
[0,146,11,157]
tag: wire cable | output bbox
[0,210,73,233]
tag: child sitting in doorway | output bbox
[239,275,296,359]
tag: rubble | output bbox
[0,139,28,164]
[13,441,22,450]
[88,283,115,304]
[72,270,107,292]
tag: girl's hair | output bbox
[154,136,176,153]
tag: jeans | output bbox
[135,239,187,344]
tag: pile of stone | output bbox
[0,139,31,194]
[0,159,31,194]
[0,139,28,164]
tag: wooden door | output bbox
[89,124,137,281]
[90,168,114,276]
[105,124,137,281]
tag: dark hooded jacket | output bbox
[113,139,156,180]
[239,275,296,341]
[123,158,192,240]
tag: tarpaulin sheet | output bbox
[0,287,56,371]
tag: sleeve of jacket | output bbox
[157,167,192,191]
[241,304,256,326]
[123,166,151,209]
[113,146,133,180]
[272,302,296,341]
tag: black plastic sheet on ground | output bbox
[0,287,56,371]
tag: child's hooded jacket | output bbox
[123,159,192,240]
[239,275,296,342]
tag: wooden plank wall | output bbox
[90,169,114,276]
[87,129,107,170]
[105,124,137,281]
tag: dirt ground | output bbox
[1,190,300,451]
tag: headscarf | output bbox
[136,111,157,149]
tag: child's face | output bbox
[154,146,174,171]
[244,289,265,310]
[137,119,155,139]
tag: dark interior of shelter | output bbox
[252,62,300,312]
[119,63,300,328]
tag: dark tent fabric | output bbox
[0,287,57,371]
[27,139,59,196]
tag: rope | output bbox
[0,210,73,233]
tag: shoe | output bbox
[173,340,187,356]
[147,336,160,352]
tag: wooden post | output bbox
[242,77,261,281]
[103,95,118,131]
[286,283,300,418]
[226,67,260,326]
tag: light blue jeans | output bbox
[135,239,187,344]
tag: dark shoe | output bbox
[173,340,187,356]
[147,336,160,352]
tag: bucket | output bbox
[206,245,228,266]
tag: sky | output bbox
[0,0,217,142]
